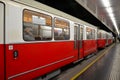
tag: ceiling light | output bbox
[101,0,119,35]
[101,0,111,7]
[106,7,113,13]
[109,13,114,18]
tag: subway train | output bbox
[0,0,113,80]
[97,30,113,49]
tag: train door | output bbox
[0,2,5,80]
[74,24,83,60]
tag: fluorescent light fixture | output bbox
[106,7,113,13]
[101,0,111,7]
[110,17,115,20]
[111,19,119,34]
[109,13,114,18]
[101,0,119,34]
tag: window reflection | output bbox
[54,18,70,40]
[23,10,52,41]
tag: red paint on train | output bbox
[83,40,97,57]
[97,39,106,48]
[79,41,84,59]
[0,44,4,80]
[108,39,113,45]
[6,40,98,79]
[6,41,78,79]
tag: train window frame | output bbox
[97,32,101,39]
[101,32,103,39]
[23,9,53,41]
[80,25,83,40]
[54,17,70,40]
[92,29,95,39]
[102,32,104,39]
[86,27,92,40]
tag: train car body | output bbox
[97,30,107,49]
[73,24,97,59]
[0,0,109,80]
[107,33,113,45]
[0,2,5,80]
[83,26,97,56]
[1,1,77,79]
[97,30,113,49]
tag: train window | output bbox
[92,29,95,39]
[74,26,77,40]
[97,32,101,39]
[80,27,83,40]
[102,33,106,39]
[106,34,108,39]
[86,28,92,39]
[54,18,70,40]
[23,10,52,41]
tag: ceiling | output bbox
[36,0,119,35]
[96,0,120,33]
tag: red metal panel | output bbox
[97,39,106,48]
[0,44,4,80]
[110,39,113,44]
[6,41,77,80]
[79,48,84,59]
[74,40,84,59]
[108,39,112,45]
[83,40,97,57]
[79,40,84,59]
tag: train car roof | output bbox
[3,0,97,29]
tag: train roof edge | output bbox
[9,0,98,28]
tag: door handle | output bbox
[13,50,18,59]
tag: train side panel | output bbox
[83,26,97,57]
[0,2,5,80]
[108,33,113,45]
[5,2,77,80]
[3,0,113,80]
[97,30,107,49]
[83,40,97,56]
[0,44,4,80]
[97,39,106,48]
[6,42,77,80]
[106,33,113,46]
[73,24,84,59]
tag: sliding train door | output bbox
[0,2,5,80]
[74,24,83,60]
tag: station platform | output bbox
[51,43,120,80]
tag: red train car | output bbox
[0,0,111,80]
[106,33,113,45]
[0,2,5,80]
[97,30,107,49]
[74,24,97,59]
[97,30,113,49]
[83,26,97,57]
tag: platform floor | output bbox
[51,43,120,80]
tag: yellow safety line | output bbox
[71,44,115,80]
